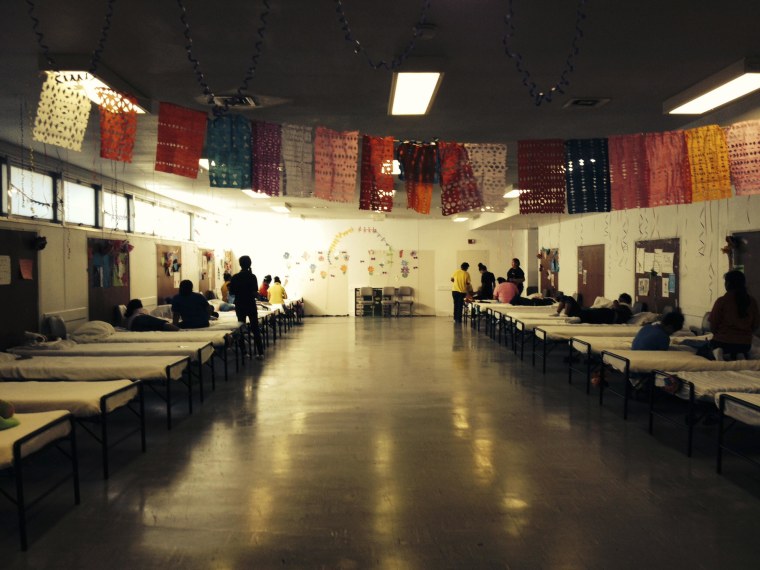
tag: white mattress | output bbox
[1,380,137,416]
[93,330,229,349]
[0,410,71,469]
[603,350,760,374]
[535,324,643,341]
[570,336,703,355]
[652,370,760,401]
[513,316,582,330]
[0,355,188,382]
[718,392,760,426]
[8,341,214,363]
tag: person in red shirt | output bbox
[258,275,272,301]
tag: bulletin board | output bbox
[88,238,130,323]
[634,238,679,313]
[0,229,39,349]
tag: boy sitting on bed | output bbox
[172,280,213,329]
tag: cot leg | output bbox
[717,403,725,474]
[686,396,694,457]
[139,384,147,452]
[623,373,630,420]
[599,366,605,406]
[101,411,110,480]
[197,360,204,403]
[166,379,172,430]
[15,459,27,551]
[187,373,193,415]
[210,358,216,391]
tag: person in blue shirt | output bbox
[631,310,685,350]
[171,280,212,329]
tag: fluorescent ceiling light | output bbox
[52,71,147,114]
[242,190,270,200]
[270,203,291,214]
[452,216,469,223]
[389,72,443,115]
[503,188,524,199]
[664,58,760,115]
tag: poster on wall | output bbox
[637,278,650,296]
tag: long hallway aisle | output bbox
[4,317,760,568]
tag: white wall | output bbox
[225,213,527,316]
[537,194,760,326]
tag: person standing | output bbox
[709,269,760,360]
[451,262,473,323]
[507,258,525,294]
[228,255,265,360]
[477,263,496,299]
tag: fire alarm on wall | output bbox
[468,239,476,244]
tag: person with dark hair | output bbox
[631,309,685,351]
[221,272,233,303]
[228,255,265,359]
[493,277,519,304]
[476,263,496,299]
[451,262,473,323]
[267,276,287,305]
[555,293,633,324]
[258,274,272,301]
[125,299,179,332]
[709,269,760,360]
[171,280,212,329]
[506,258,525,294]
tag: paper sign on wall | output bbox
[635,248,645,273]
[0,255,10,285]
[638,278,649,296]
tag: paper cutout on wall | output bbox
[320,271,327,279]
[368,266,375,275]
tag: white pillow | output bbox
[591,296,614,309]
[627,312,660,326]
[150,305,173,320]
[69,320,115,343]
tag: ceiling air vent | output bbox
[562,97,610,109]
[212,94,259,108]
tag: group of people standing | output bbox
[451,258,526,323]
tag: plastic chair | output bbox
[380,287,397,317]
[356,287,375,316]
[395,286,414,317]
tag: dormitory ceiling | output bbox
[2,1,760,224]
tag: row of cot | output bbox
[469,300,760,477]
[0,298,304,550]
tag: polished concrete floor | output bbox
[3,317,760,569]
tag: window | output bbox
[156,205,191,241]
[133,198,157,235]
[103,191,130,231]
[9,165,55,220]
[63,180,96,226]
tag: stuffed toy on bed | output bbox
[0,399,20,430]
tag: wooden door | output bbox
[157,244,181,304]
[577,244,604,307]
[88,238,130,323]
[0,229,39,349]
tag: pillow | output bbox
[10,339,77,352]
[627,312,660,326]
[150,305,173,320]
[591,296,614,309]
[0,352,21,362]
[69,320,115,343]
